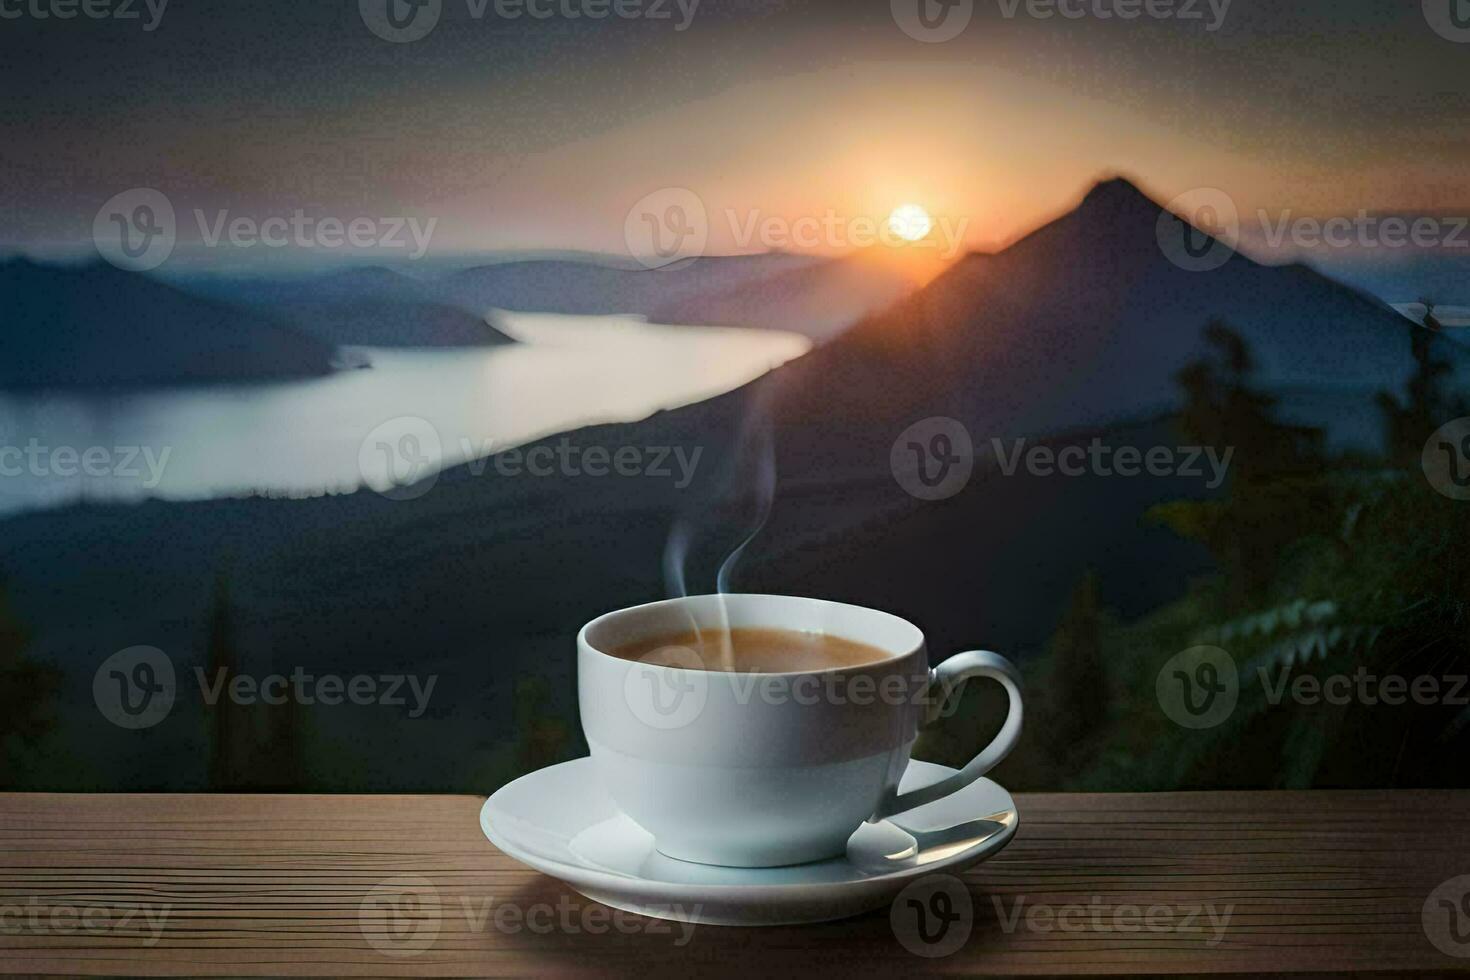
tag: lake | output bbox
[0,312,810,517]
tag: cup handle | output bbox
[871,649,1024,820]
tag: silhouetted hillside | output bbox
[179,253,912,345]
[437,253,888,340]
[767,178,1459,461]
[648,251,914,343]
[0,259,337,387]
[179,266,513,347]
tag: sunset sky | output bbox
[3,0,1467,262]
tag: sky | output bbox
[2,0,1467,264]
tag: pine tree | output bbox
[1377,302,1459,465]
[1177,321,1314,480]
[0,577,60,787]
[205,572,243,790]
[1166,321,1327,606]
[204,572,304,790]
[1044,571,1108,763]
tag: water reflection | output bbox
[0,312,810,516]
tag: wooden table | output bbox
[2,791,1468,976]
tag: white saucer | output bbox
[480,757,1018,926]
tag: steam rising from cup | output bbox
[660,388,777,668]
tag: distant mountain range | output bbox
[438,253,820,319]
[0,259,336,388]
[183,266,515,348]
[0,249,912,388]
[171,251,913,352]
[1315,250,1470,314]
[2,177,1459,791]
[647,251,918,344]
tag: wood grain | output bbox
[2,791,1468,976]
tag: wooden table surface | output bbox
[2,790,1469,976]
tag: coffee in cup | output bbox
[578,594,1023,868]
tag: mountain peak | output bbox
[0,256,127,289]
[0,255,75,278]
[1077,176,1163,219]
[322,265,406,285]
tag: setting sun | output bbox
[887,203,933,243]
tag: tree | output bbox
[1042,571,1109,764]
[1377,302,1461,465]
[205,572,304,791]
[1176,321,1320,481]
[0,577,60,787]
[1163,321,1328,606]
[205,572,245,790]
[1149,474,1470,790]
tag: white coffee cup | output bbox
[578,594,1023,868]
